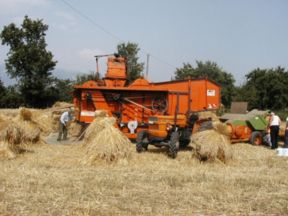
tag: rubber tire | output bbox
[179,129,192,148]
[168,132,179,159]
[179,140,190,148]
[250,131,263,145]
[136,130,148,153]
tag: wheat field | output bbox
[1,140,288,216]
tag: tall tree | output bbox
[0,79,6,102]
[238,67,288,110]
[0,15,57,108]
[175,60,235,107]
[75,71,99,85]
[117,42,144,83]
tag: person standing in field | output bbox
[269,112,281,149]
[285,116,288,147]
[57,108,74,141]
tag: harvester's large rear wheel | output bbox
[179,128,192,148]
[136,130,149,153]
[250,131,263,145]
[168,132,179,159]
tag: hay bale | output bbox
[198,111,219,122]
[19,108,32,121]
[95,110,108,117]
[0,122,8,132]
[32,111,55,135]
[0,123,22,145]
[0,141,16,160]
[52,101,73,108]
[82,117,132,164]
[213,122,231,137]
[18,121,41,143]
[279,122,286,137]
[83,117,114,145]
[191,129,232,163]
[69,122,84,137]
[0,121,41,145]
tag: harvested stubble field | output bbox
[1,143,288,215]
[0,109,288,215]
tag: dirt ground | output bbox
[1,137,288,216]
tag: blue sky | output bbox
[0,0,287,86]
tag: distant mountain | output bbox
[52,68,81,80]
[0,65,85,86]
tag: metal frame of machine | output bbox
[73,54,221,157]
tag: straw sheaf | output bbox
[0,141,16,160]
[197,111,219,122]
[19,108,32,121]
[212,121,231,137]
[82,117,132,164]
[95,110,109,117]
[191,129,233,163]
[0,122,41,145]
[52,101,73,108]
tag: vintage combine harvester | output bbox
[73,54,221,157]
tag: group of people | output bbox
[266,111,288,149]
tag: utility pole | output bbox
[146,54,150,79]
[95,57,99,80]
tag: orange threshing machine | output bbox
[73,54,221,157]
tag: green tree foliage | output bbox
[0,84,23,108]
[175,61,235,107]
[51,78,74,103]
[0,16,57,108]
[117,42,144,83]
[235,67,288,110]
[0,79,6,105]
[75,71,99,85]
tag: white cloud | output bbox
[78,48,104,60]
[0,0,49,15]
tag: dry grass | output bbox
[0,108,288,215]
[0,142,287,215]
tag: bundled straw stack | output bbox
[0,108,42,160]
[197,111,219,122]
[82,110,132,164]
[191,122,233,163]
[0,123,23,160]
[0,141,17,159]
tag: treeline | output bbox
[174,62,288,111]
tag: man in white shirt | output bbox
[269,112,281,149]
[57,108,74,141]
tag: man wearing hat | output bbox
[57,107,74,141]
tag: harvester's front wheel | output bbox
[168,132,179,159]
[250,131,263,145]
[136,130,149,153]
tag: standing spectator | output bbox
[285,116,288,147]
[269,112,281,149]
[57,108,74,141]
